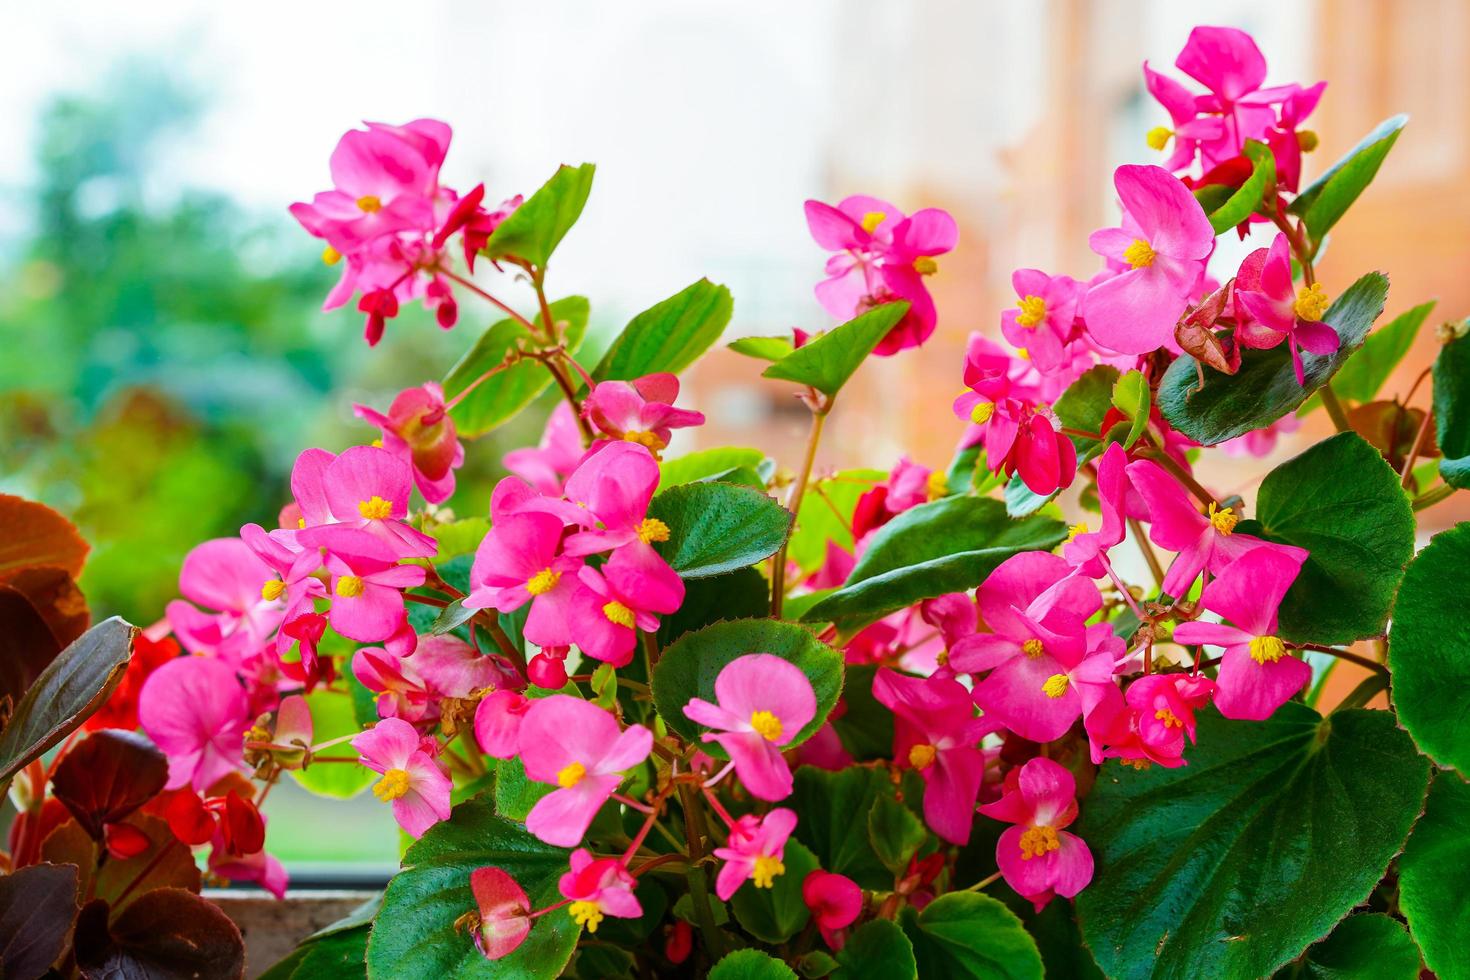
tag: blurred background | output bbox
[4,0,1466,872]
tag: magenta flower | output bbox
[1143,61,1222,172]
[1267,81,1327,192]
[713,808,798,901]
[1127,459,1305,597]
[1173,548,1311,720]
[999,270,1083,372]
[978,757,1094,910]
[802,871,863,950]
[313,528,426,643]
[1061,442,1129,579]
[1218,411,1301,458]
[473,690,532,759]
[872,669,995,845]
[503,402,585,496]
[1233,234,1340,384]
[463,511,582,649]
[566,563,666,668]
[1084,165,1214,354]
[139,656,249,792]
[682,654,816,802]
[352,716,452,838]
[408,634,521,700]
[470,866,532,961]
[519,696,653,847]
[559,849,642,933]
[292,446,438,559]
[354,382,465,505]
[165,537,285,665]
[584,374,704,455]
[1124,673,1217,755]
[352,646,434,723]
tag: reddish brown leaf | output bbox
[75,888,244,980]
[52,730,169,839]
[0,586,63,713]
[0,495,88,581]
[1175,286,1241,378]
[44,815,200,916]
[5,566,89,647]
[0,862,79,978]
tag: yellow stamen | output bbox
[1018,825,1061,860]
[1067,522,1090,542]
[336,575,365,598]
[557,761,587,789]
[297,517,307,529]
[1146,126,1174,151]
[913,256,938,276]
[1293,282,1330,322]
[860,211,887,234]
[1121,757,1151,771]
[750,710,783,742]
[261,579,287,602]
[569,900,604,933]
[602,601,636,628]
[1155,707,1182,728]
[372,768,411,802]
[356,194,383,213]
[1022,638,1045,659]
[322,245,342,266]
[1016,347,1031,361]
[527,568,561,596]
[636,517,670,544]
[908,743,938,770]
[1042,674,1070,699]
[1208,502,1239,536]
[358,495,393,520]
[1297,130,1319,153]
[623,430,666,452]
[935,650,950,668]
[1249,635,1287,665]
[926,470,949,501]
[1124,238,1157,269]
[1016,295,1048,328]
[970,401,995,425]
[752,854,786,888]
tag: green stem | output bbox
[1333,673,1389,712]
[1318,385,1352,434]
[1413,482,1454,511]
[771,404,829,617]
[677,782,726,961]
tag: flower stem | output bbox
[1413,482,1455,511]
[771,402,829,617]
[964,870,1003,892]
[1318,385,1352,433]
[1399,406,1434,488]
[676,782,726,960]
[1299,642,1390,676]
[1128,516,1165,589]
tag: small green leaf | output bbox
[592,279,733,383]
[1271,913,1420,980]
[790,767,894,889]
[1003,475,1057,518]
[425,518,489,560]
[444,296,591,438]
[290,689,373,799]
[651,620,842,755]
[730,840,818,943]
[1158,271,1389,444]
[648,482,792,579]
[868,794,927,874]
[788,469,885,575]
[659,447,765,489]
[797,950,840,978]
[1204,139,1277,233]
[493,756,551,819]
[728,336,795,362]
[1290,115,1408,247]
[430,598,474,636]
[1110,369,1150,448]
[1315,299,1435,405]
[1054,365,1120,449]
[901,892,1043,980]
[833,919,918,979]
[1433,325,1470,488]
[762,303,909,397]
[483,163,595,268]
[1399,774,1470,980]
[709,949,799,980]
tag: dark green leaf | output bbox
[1003,475,1057,518]
[1111,369,1150,449]
[1075,704,1429,980]
[1204,140,1276,234]
[833,919,918,979]
[443,296,590,438]
[649,482,792,579]
[762,303,909,397]
[1316,299,1435,404]
[657,566,769,647]
[1290,116,1408,246]
[483,163,595,267]
[709,949,799,980]
[730,840,818,943]
[494,756,552,821]
[1158,272,1390,444]
[797,950,840,978]
[1242,432,1414,644]
[1399,774,1470,980]
[868,793,927,874]
[651,619,842,754]
[1433,326,1470,488]
[660,447,765,489]
[291,926,370,979]
[802,497,1065,632]
[900,892,1043,980]
[830,665,895,762]
[729,336,795,362]
[1272,913,1420,980]
[592,279,733,383]
[790,767,893,889]
[367,794,578,980]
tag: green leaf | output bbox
[493,756,552,821]
[1241,432,1414,644]
[592,279,733,382]
[762,303,909,397]
[426,518,489,560]
[483,163,595,267]
[788,469,885,575]
[0,617,134,783]
[1075,704,1430,980]
[1272,913,1420,980]
[289,926,370,979]
[648,481,792,579]
[709,949,799,980]
[1111,369,1150,449]
[802,497,1065,632]
[1290,115,1408,247]
[1054,365,1121,451]
[1158,271,1390,444]
[868,793,927,874]
[829,665,895,762]
[1399,774,1470,980]
[367,794,578,980]
[728,336,795,362]
[900,892,1043,980]
[1433,326,1470,488]
[1388,522,1470,771]
[651,619,842,754]
[657,566,769,647]
[730,840,819,943]
[443,296,591,438]
[790,767,893,889]
[290,688,373,799]
[660,447,765,489]
[430,598,474,636]
[1316,299,1435,404]
[833,919,918,979]
[1003,475,1057,518]
[797,950,840,978]
[1204,139,1276,234]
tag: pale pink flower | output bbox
[463,511,582,649]
[714,808,798,901]
[683,655,816,802]
[291,446,438,559]
[503,402,585,496]
[165,538,285,666]
[352,716,452,838]
[584,374,704,455]
[470,866,532,960]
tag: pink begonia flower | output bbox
[470,866,532,961]
[353,646,434,723]
[950,553,1102,743]
[803,541,856,591]
[352,716,452,838]
[309,528,425,643]
[463,510,582,649]
[473,690,532,759]
[1267,81,1327,192]
[210,837,288,900]
[528,649,570,689]
[503,402,585,496]
[979,757,1093,910]
[562,441,685,610]
[559,848,642,933]
[139,656,249,792]
[291,446,438,559]
[1062,442,1129,580]
[165,538,285,665]
[802,870,863,950]
[792,721,854,772]
[805,195,958,354]
[408,634,521,699]
[238,522,328,680]
[951,333,1040,424]
[999,270,1084,373]
[682,655,816,802]
[519,696,653,847]
[354,382,465,505]
[872,669,995,845]
[713,808,798,901]
[1219,411,1300,458]
[1143,61,1223,172]
[1084,165,1214,355]
[1125,673,1217,756]
[1126,459,1306,597]
[566,563,668,668]
[1233,234,1340,384]
[584,374,705,455]
[1173,548,1311,720]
